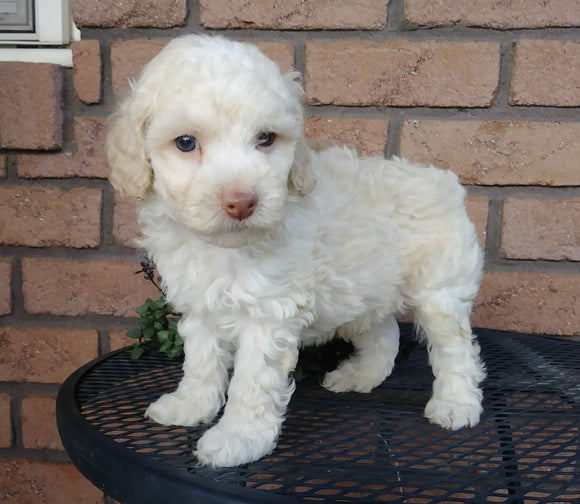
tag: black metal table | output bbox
[57,328,580,504]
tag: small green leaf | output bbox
[152,299,166,310]
[131,345,145,360]
[167,346,183,358]
[141,316,155,328]
[142,327,155,340]
[126,328,142,340]
[157,330,170,343]
[135,304,149,316]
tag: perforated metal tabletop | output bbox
[57,328,579,504]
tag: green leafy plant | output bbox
[128,261,183,360]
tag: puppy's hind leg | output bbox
[323,315,400,393]
[415,296,486,430]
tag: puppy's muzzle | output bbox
[221,191,258,221]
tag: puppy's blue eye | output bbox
[256,132,276,148]
[175,135,198,152]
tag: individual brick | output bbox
[0,393,11,448]
[111,39,295,102]
[0,458,103,504]
[304,118,388,156]
[510,40,580,106]
[400,120,580,186]
[18,117,108,178]
[0,328,98,383]
[500,198,580,261]
[404,0,580,28]
[0,258,11,316]
[0,63,63,150]
[254,42,295,73]
[72,40,102,104]
[110,329,135,352]
[0,187,101,248]
[465,196,489,250]
[21,396,64,450]
[72,0,186,28]
[472,272,580,336]
[22,259,159,317]
[305,41,499,107]
[113,195,141,248]
[110,39,168,102]
[200,0,387,30]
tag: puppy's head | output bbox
[107,34,316,245]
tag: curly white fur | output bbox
[107,34,486,468]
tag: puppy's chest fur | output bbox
[138,209,314,329]
[138,202,404,343]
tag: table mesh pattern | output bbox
[76,329,579,503]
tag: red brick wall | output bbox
[0,1,579,502]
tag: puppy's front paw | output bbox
[195,424,277,467]
[145,392,220,427]
[424,397,483,430]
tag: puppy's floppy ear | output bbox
[289,137,318,196]
[283,72,317,196]
[283,71,306,103]
[106,91,153,201]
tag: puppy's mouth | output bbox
[223,216,257,232]
[199,217,270,248]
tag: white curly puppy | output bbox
[107,34,485,468]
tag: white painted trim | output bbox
[36,0,70,44]
[0,0,79,65]
[0,0,74,45]
[0,47,72,66]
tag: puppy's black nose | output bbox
[222,192,258,221]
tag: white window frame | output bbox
[0,0,79,66]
